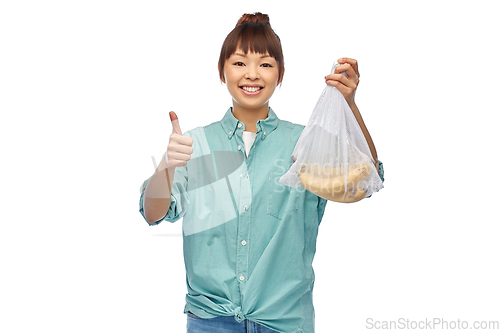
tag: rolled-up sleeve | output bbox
[377,160,384,183]
[139,164,190,226]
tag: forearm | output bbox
[143,155,176,224]
[348,102,378,168]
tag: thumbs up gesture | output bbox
[165,111,194,168]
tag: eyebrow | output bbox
[233,52,272,58]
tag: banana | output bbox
[342,187,367,203]
[339,164,371,191]
[299,173,366,203]
[300,165,343,178]
[298,172,335,197]
[299,164,371,203]
[299,171,367,202]
[299,163,371,193]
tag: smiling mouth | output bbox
[240,86,263,92]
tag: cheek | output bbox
[267,70,280,85]
[268,76,279,87]
[224,71,238,85]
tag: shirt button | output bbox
[238,145,241,150]
[263,131,266,135]
[240,174,243,178]
[244,206,247,211]
[239,275,245,281]
[238,123,242,128]
[241,240,246,246]
[229,131,232,135]
[246,175,249,179]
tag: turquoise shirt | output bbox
[139,107,384,333]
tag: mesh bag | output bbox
[279,62,383,202]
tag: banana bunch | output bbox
[298,164,371,203]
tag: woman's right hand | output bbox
[143,111,193,224]
[165,111,194,168]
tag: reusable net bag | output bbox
[279,62,383,202]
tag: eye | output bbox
[233,62,245,66]
[261,63,272,68]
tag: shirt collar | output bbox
[220,107,279,140]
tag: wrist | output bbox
[156,151,170,170]
[347,100,357,112]
[161,151,178,173]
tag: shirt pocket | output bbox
[267,170,299,219]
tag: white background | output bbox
[1,0,499,332]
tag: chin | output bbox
[235,101,269,110]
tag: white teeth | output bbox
[242,86,261,92]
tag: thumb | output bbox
[169,111,182,135]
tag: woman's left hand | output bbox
[325,58,360,106]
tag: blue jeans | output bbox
[186,311,281,333]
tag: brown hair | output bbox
[218,12,285,85]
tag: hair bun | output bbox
[236,12,270,27]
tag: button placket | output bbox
[236,149,250,292]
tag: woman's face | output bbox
[223,48,281,111]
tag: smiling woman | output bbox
[139,11,384,333]
[221,49,280,131]
[217,13,285,133]
[218,13,284,84]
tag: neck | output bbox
[232,102,269,133]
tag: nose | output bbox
[245,65,260,80]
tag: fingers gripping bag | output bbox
[279,62,383,203]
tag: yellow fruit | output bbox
[299,172,367,202]
[298,172,335,197]
[298,164,370,203]
[300,165,343,178]
[300,163,371,192]
[339,164,371,191]
[342,187,367,203]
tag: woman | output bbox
[139,12,383,333]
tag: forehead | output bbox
[230,48,273,59]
